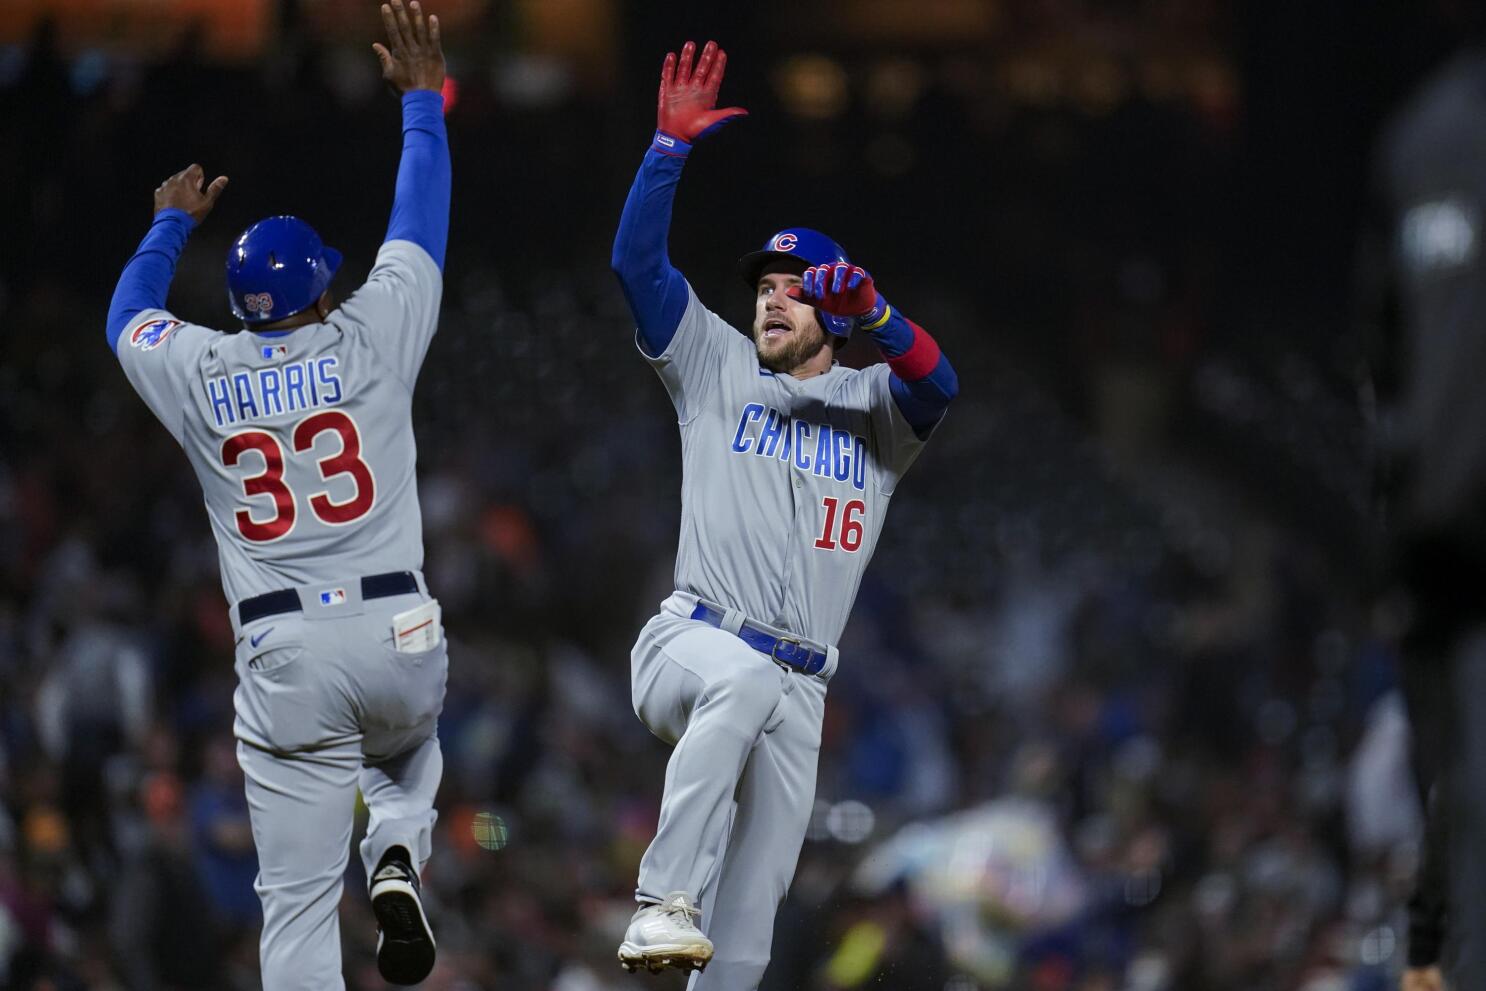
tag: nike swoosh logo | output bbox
[249,627,274,648]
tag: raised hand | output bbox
[787,263,879,318]
[154,164,229,224]
[374,0,444,95]
[657,40,747,144]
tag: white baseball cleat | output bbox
[617,891,714,975]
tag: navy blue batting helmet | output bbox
[738,227,854,338]
[226,216,343,325]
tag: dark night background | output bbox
[0,1,1477,988]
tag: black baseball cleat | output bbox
[370,851,436,985]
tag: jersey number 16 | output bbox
[814,496,865,553]
[220,410,376,542]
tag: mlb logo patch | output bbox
[261,344,287,360]
[129,318,181,351]
[319,588,347,607]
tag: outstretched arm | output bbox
[791,263,959,436]
[612,40,746,356]
[105,164,228,350]
[612,144,689,356]
[375,0,450,270]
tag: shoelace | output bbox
[661,897,701,925]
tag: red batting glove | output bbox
[656,40,748,146]
[787,263,879,318]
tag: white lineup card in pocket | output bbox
[392,600,441,654]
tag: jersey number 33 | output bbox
[220,410,376,542]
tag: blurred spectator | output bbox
[186,738,258,930]
[1364,38,1486,988]
[109,772,223,990]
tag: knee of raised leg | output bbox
[707,663,783,725]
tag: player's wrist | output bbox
[651,130,692,157]
[855,293,891,331]
[152,207,198,232]
[400,89,448,140]
[401,88,446,121]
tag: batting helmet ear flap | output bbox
[816,309,854,340]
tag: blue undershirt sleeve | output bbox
[384,89,451,271]
[106,208,196,352]
[864,305,914,357]
[611,144,691,357]
[889,355,959,437]
[861,305,959,437]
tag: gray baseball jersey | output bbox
[115,240,441,606]
[645,283,928,647]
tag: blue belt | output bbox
[689,602,829,676]
[237,571,418,626]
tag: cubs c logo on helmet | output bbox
[772,232,798,252]
[129,318,182,351]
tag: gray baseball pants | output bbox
[632,591,833,991]
[230,578,447,991]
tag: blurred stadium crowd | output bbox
[0,2,1473,989]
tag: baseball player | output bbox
[104,3,449,987]
[610,40,959,989]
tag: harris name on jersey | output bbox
[207,355,344,429]
[728,402,869,492]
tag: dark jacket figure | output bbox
[1366,48,1486,988]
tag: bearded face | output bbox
[752,269,830,373]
